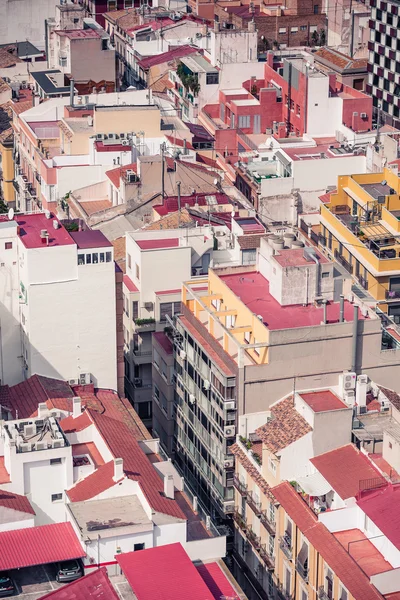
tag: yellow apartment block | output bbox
[319,167,400,321]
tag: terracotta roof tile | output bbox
[310,444,386,500]
[314,47,368,71]
[231,443,273,500]
[237,234,264,250]
[67,460,117,502]
[60,411,92,433]
[144,208,194,230]
[89,410,185,518]
[256,397,312,453]
[0,47,22,68]
[106,162,137,189]
[138,45,198,70]
[0,489,35,515]
[378,386,400,410]
[111,236,126,272]
[79,199,112,216]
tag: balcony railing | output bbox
[334,249,353,274]
[277,584,294,600]
[233,474,248,497]
[247,527,261,550]
[318,586,332,600]
[386,289,400,300]
[358,275,368,290]
[133,349,152,356]
[259,544,275,571]
[247,490,261,515]
[295,559,309,582]
[260,510,276,536]
[232,508,247,532]
[279,535,292,560]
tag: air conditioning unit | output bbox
[24,424,36,437]
[120,133,126,139]
[179,349,186,360]
[20,442,31,452]
[224,425,236,438]
[108,133,116,140]
[36,441,48,451]
[79,372,90,385]
[53,439,64,448]
[144,302,154,310]
[69,378,79,385]
[122,139,130,146]
[96,133,104,140]
[343,390,355,406]
[134,378,142,387]
[360,112,367,118]
[341,371,356,390]
[223,502,235,514]
[358,374,368,384]
[203,379,211,390]
[224,401,236,411]
[189,394,196,404]
[224,457,234,468]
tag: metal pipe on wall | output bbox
[351,305,359,372]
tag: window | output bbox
[134,543,145,551]
[322,271,329,278]
[86,254,92,264]
[100,253,105,263]
[128,253,132,269]
[296,104,300,115]
[5,242,12,250]
[300,25,307,31]
[238,115,251,129]
[51,493,63,502]
[132,301,139,321]
[206,72,219,85]
[314,3,319,12]
[389,441,393,449]
[50,458,62,465]
[268,455,277,475]
[92,253,98,264]
[137,401,152,419]
[279,27,287,34]
[135,263,140,280]
[106,251,112,262]
[291,26,298,32]
[108,0,117,9]
[78,254,85,265]
[339,585,348,600]
[244,331,251,344]
[310,25,318,32]
[160,301,181,321]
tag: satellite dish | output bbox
[8,208,14,221]
[213,178,219,186]
[44,209,51,219]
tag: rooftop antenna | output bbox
[8,208,14,220]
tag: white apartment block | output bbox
[0,212,117,390]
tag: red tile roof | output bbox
[72,442,105,468]
[256,397,312,453]
[88,410,186,518]
[16,213,74,249]
[272,482,384,600]
[299,390,347,412]
[0,522,85,570]
[105,162,137,189]
[153,192,230,216]
[0,457,10,484]
[334,529,391,577]
[357,484,400,550]
[67,460,117,502]
[117,543,236,600]
[1,374,74,419]
[310,444,386,500]
[138,45,198,70]
[0,489,35,515]
[319,190,336,204]
[231,443,273,500]
[314,47,368,71]
[60,411,92,433]
[123,274,139,292]
[39,567,119,600]
[70,229,113,249]
[135,238,180,250]
[273,247,329,267]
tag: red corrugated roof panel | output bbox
[357,484,400,551]
[196,562,239,599]
[123,274,139,292]
[116,543,215,600]
[67,460,117,502]
[39,567,119,600]
[0,522,85,570]
[135,238,179,250]
[138,45,198,70]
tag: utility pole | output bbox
[177,181,181,228]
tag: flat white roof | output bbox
[233,99,260,106]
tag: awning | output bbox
[343,186,367,207]
[296,471,332,497]
[0,522,85,571]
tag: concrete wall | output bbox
[70,38,115,84]
[0,0,58,49]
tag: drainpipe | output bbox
[69,78,75,108]
[351,305,359,373]
[339,294,345,323]
[322,299,327,325]
[310,254,320,299]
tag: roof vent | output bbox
[303,247,318,262]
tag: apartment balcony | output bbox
[232,508,248,532]
[132,349,152,364]
[247,490,261,515]
[247,527,262,551]
[233,474,248,497]
[133,319,156,333]
[318,586,332,600]
[358,274,368,290]
[260,510,276,536]
[258,544,275,571]
[295,559,309,583]
[279,535,293,560]
[277,584,294,600]
[386,289,400,300]
[334,249,353,274]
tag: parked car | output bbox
[55,560,82,583]
[0,572,16,597]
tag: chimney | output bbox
[113,457,124,481]
[356,375,368,409]
[72,396,82,419]
[164,474,174,499]
[214,21,220,33]
[69,78,75,108]
[248,19,256,32]
[339,294,344,322]
[249,1,255,12]
[38,402,48,417]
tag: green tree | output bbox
[311,30,319,46]
[319,29,326,46]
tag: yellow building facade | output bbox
[319,167,400,319]
[0,132,15,206]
